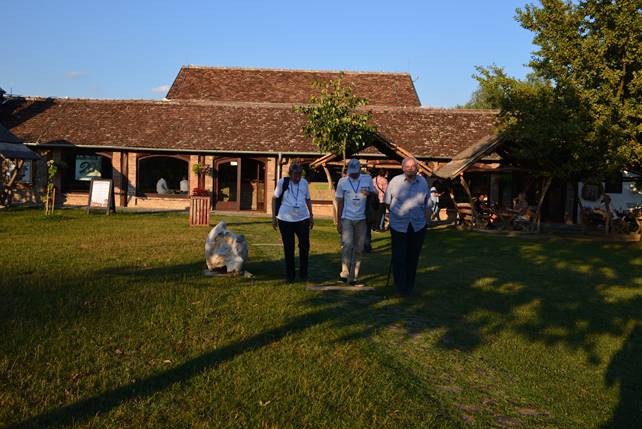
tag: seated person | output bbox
[600,194,613,213]
[511,192,534,229]
[179,176,189,193]
[513,192,529,215]
[474,193,497,226]
[588,194,613,224]
[156,177,170,194]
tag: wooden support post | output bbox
[459,174,477,225]
[449,188,461,224]
[45,186,56,215]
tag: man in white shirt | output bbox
[335,158,375,285]
[156,177,170,194]
[384,157,430,297]
[179,176,189,193]
[271,163,314,283]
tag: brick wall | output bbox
[188,155,200,191]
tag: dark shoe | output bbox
[339,277,348,284]
[349,280,362,286]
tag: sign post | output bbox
[87,178,115,214]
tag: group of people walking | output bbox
[271,156,431,297]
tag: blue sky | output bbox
[2,0,536,107]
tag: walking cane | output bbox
[385,254,393,288]
[383,209,393,288]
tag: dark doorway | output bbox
[215,158,241,210]
[240,158,267,211]
[541,179,567,223]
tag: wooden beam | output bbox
[309,152,337,169]
[309,135,434,177]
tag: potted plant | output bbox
[192,163,213,189]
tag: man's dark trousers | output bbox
[390,223,426,295]
[278,219,310,282]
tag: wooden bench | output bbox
[456,203,475,229]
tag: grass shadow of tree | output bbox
[5,228,642,427]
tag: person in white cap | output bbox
[427,186,440,221]
[335,158,375,285]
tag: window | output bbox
[60,151,112,192]
[137,156,188,194]
[604,176,623,194]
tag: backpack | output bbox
[274,177,290,216]
[366,192,380,228]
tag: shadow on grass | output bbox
[5,305,337,429]
[4,229,642,428]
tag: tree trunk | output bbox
[0,158,24,207]
[534,176,553,233]
[323,164,338,225]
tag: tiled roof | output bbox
[1,97,497,159]
[369,106,498,160]
[433,135,503,179]
[166,66,422,107]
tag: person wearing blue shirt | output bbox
[335,159,375,285]
[384,157,429,296]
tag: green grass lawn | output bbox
[1,208,641,428]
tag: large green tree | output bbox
[294,78,376,169]
[475,0,642,179]
[474,66,593,179]
[519,0,641,173]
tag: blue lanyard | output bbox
[348,177,361,195]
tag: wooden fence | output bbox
[189,196,211,226]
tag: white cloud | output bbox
[151,84,171,94]
[65,71,88,79]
